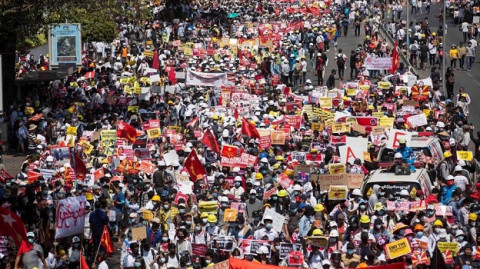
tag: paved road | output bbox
[395,3,480,128]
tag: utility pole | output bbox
[442,1,447,96]
[406,0,410,63]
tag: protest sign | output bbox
[457,151,473,161]
[224,209,238,222]
[328,163,346,174]
[66,126,77,136]
[371,126,386,135]
[263,208,286,233]
[288,251,304,266]
[249,240,272,257]
[93,168,105,181]
[276,173,293,189]
[438,242,459,255]
[332,123,348,133]
[407,113,428,128]
[305,236,328,247]
[319,97,333,108]
[317,174,364,190]
[213,235,235,251]
[385,238,412,259]
[339,137,368,163]
[186,70,230,87]
[386,201,410,211]
[199,201,218,214]
[364,56,392,70]
[435,204,453,216]
[211,260,229,269]
[264,187,277,199]
[387,129,413,149]
[147,128,161,139]
[351,124,366,134]
[173,192,189,204]
[131,226,147,241]
[271,131,286,145]
[328,185,348,200]
[279,243,303,259]
[379,117,395,128]
[55,196,87,239]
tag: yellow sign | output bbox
[328,163,346,174]
[346,88,356,96]
[199,201,218,213]
[437,242,459,255]
[79,140,94,155]
[169,126,182,133]
[379,117,395,128]
[128,106,139,113]
[134,87,142,95]
[324,119,334,127]
[66,126,77,136]
[224,209,238,222]
[385,238,412,259]
[328,185,348,200]
[147,128,162,139]
[101,130,116,141]
[331,123,348,133]
[184,47,193,56]
[372,112,384,118]
[311,123,324,132]
[319,97,333,109]
[457,151,473,161]
[363,151,371,162]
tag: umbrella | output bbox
[227,13,239,18]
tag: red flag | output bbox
[241,117,261,139]
[233,108,239,120]
[74,152,88,180]
[0,207,27,247]
[201,129,220,153]
[355,116,379,127]
[152,49,159,70]
[27,170,42,183]
[116,121,137,143]
[80,252,90,269]
[186,117,199,128]
[221,145,239,158]
[168,66,177,85]
[389,41,400,74]
[100,226,114,254]
[183,149,207,182]
[0,169,14,182]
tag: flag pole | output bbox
[109,120,120,172]
[93,225,105,264]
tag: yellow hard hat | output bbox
[272,163,280,170]
[365,35,370,39]
[152,195,161,202]
[433,219,443,227]
[85,192,94,200]
[444,151,452,158]
[314,204,325,212]
[200,212,209,218]
[208,214,217,223]
[312,229,323,236]
[255,173,263,180]
[212,115,219,120]
[275,156,284,161]
[469,213,478,221]
[278,190,288,197]
[432,32,436,36]
[398,138,406,144]
[368,105,375,110]
[360,215,370,224]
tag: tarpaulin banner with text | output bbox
[186,70,230,87]
[364,56,393,70]
[55,195,87,239]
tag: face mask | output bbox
[28,238,34,244]
[210,223,216,227]
[435,228,441,234]
[377,210,385,216]
[235,182,241,187]
[202,219,208,224]
[205,259,211,264]
[134,262,141,267]
[212,193,218,198]
[160,258,166,263]
[457,236,464,242]
[195,226,201,232]
[330,238,337,243]
[290,209,297,214]
[179,209,185,214]
[162,237,169,242]
[416,232,424,238]
[265,223,273,230]
[222,203,228,208]
[74,243,80,248]
[347,250,354,255]
[186,221,192,226]
[272,196,278,201]
[164,205,169,210]
[250,195,256,200]
[359,205,366,210]
[375,224,382,230]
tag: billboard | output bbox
[48,23,82,66]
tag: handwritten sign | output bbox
[438,242,459,256]
[328,163,346,174]
[332,123,348,133]
[328,185,348,200]
[262,208,285,233]
[224,209,238,222]
[271,131,286,145]
[55,196,87,239]
[317,173,364,190]
[101,130,116,141]
[457,151,473,161]
[385,238,411,259]
[131,226,147,241]
[147,128,161,139]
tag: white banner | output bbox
[364,57,392,70]
[387,129,413,149]
[338,137,369,164]
[55,196,87,239]
[186,70,230,87]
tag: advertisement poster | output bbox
[49,24,82,66]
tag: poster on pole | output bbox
[49,24,82,66]
[55,195,87,239]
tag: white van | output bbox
[360,168,434,198]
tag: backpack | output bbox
[337,54,346,65]
[435,161,447,181]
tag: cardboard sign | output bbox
[147,128,161,139]
[262,208,286,233]
[457,151,473,161]
[387,129,413,149]
[371,126,386,135]
[305,236,328,247]
[224,209,238,222]
[407,113,428,128]
[385,238,412,259]
[271,131,286,145]
[317,173,364,190]
[131,226,147,241]
[328,163,346,174]
[328,185,348,200]
[351,124,366,134]
[438,242,459,256]
[338,137,369,163]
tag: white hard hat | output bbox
[329,230,339,237]
[352,189,362,196]
[260,157,269,163]
[456,230,465,236]
[447,175,455,180]
[234,176,242,182]
[449,138,456,145]
[264,215,273,221]
[72,236,81,243]
[306,79,312,84]
[400,189,409,196]
[220,196,229,202]
[455,165,463,172]
[46,156,54,162]
[394,152,403,159]
[257,246,269,254]
[293,185,302,191]
[458,160,466,166]
[436,121,445,128]
[222,129,229,138]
